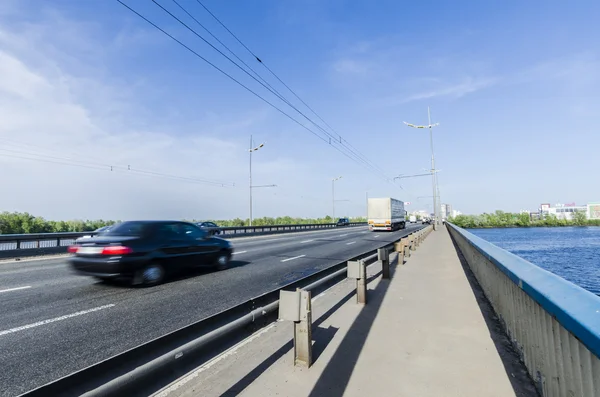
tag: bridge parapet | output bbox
[447,223,600,397]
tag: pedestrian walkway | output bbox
[155,228,538,397]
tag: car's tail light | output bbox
[67,246,78,253]
[101,246,133,255]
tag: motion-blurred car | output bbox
[196,221,221,235]
[336,218,350,227]
[68,220,233,286]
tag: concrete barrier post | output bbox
[294,289,312,367]
[378,248,390,279]
[410,235,416,251]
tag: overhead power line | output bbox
[192,0,391,178]
[0,144,235,187]
[152,0,387,178]
[117,0,394,183]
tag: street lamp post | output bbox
[404,107,440,230]
[249,135,266,227]
[332,176,342,219]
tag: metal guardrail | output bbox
[446,223,600,397]
[0,223,366,259]
[20,226,425,397]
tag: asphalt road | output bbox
[0,224,422,396]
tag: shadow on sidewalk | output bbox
[306,266,394,396]
[448,235,540,397]
[220,257,399,397]
[220,283,359,396]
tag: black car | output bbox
[336,217,350,227]
[68,220,233,286]
[196,221,221,235]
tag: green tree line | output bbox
[449,210,600,229]
[0,212,366,234]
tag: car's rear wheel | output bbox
[139,262,165,286]
[215,251,231,270]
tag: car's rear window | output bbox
[104,222,148,236]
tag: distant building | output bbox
[451,209,462,218]
[539,203,587,221]
[588,203,600,220]
[441,204,453,220]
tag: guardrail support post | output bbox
[348,260,367,304]
[404,240,411,258]
[394,241,405,265]
[279,289,313,367]
[410,235,416,251]
[378,248,390,279]
[294,289,312,367]
[357,261,367,304]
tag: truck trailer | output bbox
[367,197,406,231]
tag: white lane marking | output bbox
[374,235,380,238]
[0,304,115,337]
[232,251,247,255]
[339,234,348,237]
[247,238,285,243]
[281,255,306,262]
[0,255,70,264]
[0,286,32,294]
[346,241,356,245]
[154,323,277,397]
[300,240,314,244]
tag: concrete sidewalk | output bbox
[156,228,537,397]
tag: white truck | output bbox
[368,197,406,231]
[409,215,417,223]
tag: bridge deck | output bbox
[155,228,538,397]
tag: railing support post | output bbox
[395,241,405,265]
[410,235,416,251]
[357,261,367,304]
[378,248,389,279]
[294,289,312,367]
[279,289,313,368]
[348,260,367,304]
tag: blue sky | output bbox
[0,0,598,221]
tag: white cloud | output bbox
[516,53,600,90]
[399,77,497,103]
[0,9,332,222]
[332,58,370,75]
[329,37,497,106]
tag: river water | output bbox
[468,226,600,296]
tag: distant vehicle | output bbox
[78,225,115,240]
[409,215,417,223]
[422,218,431,224]
[336,217,350,227]
[368,198,406,231]
[196,221,221,235]
[68,220,233,286]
